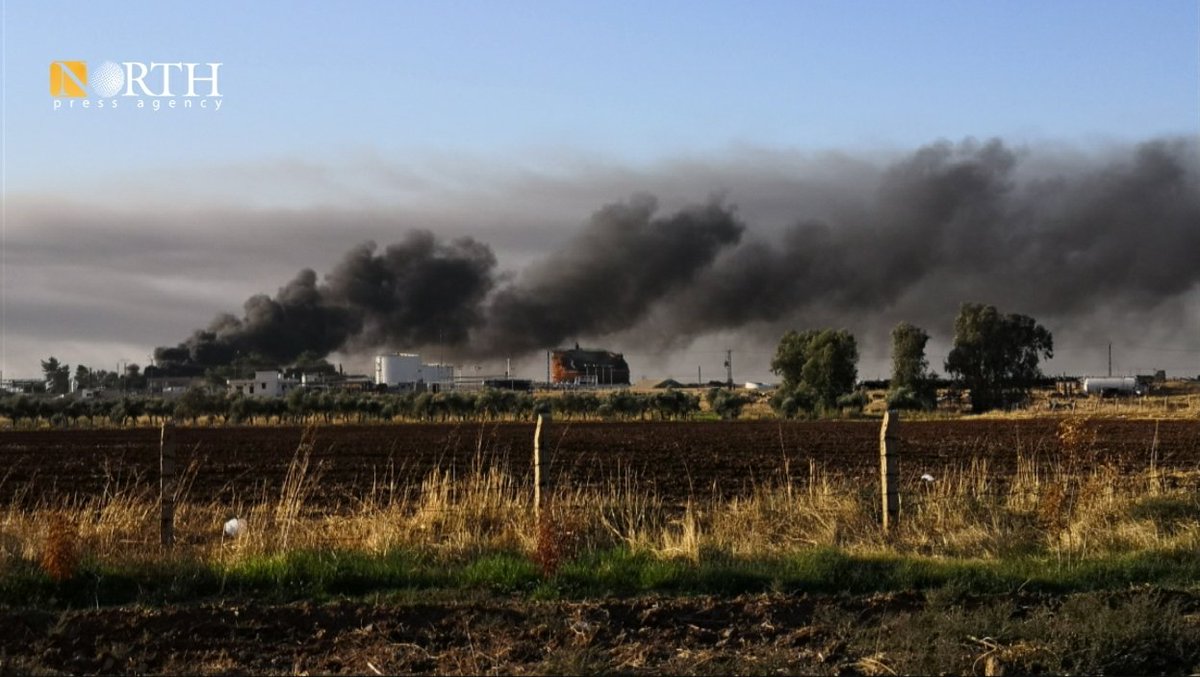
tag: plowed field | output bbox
[1,419,1197,506]
[2,590,1197,675]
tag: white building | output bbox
[228,371,299,398]
[374,353,455,389]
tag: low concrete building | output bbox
[147,376,205,397]
[228,371,299,398]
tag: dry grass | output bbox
[2,422,1199,577]
[974,391,1200,420]
[39,512,80,581]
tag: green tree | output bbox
[770,329,859,413]
[94,369,119,389]
[651,389,699,420]
[441,391,473,420]
[261,397,286,424]
[286,388,309,423]
[124,397,146,424]
[73,365,93,390]
[40,357,71,395]
[610,390,647,420]
[412,392,435,421]
[11,395,37,427]
[145,398,175,426]
[123,363,147,392]
[108,401,129,426]
[769,384,817,419]
[175,387,212,424]
[945,303,1053,412]
[706,388,748,420]
[228,395,251,424]
[889,322,936,410]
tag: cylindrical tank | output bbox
[375,353,421,386]
[1082,377,1143,396]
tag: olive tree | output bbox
[706,388,748,420]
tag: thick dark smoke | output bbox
[325,234,496,350]
[154,231,497,369]
[658,137,1200,337]
[153,196,744,369]
[154,137,1199,372]
[478,194,744,355]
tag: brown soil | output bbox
[1,590,1196,675]
[1,419,1197,507]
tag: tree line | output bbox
[768,302,1053,416]
[34,358,149,395]
[0,387,716,428]
[10,301,1051,427]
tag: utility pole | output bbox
[546,350,551,385]
[1108,343,1112,377]
[724,349,733,390]
[698,365,702,386]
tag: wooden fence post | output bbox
[532,412,554,518]
[880,410,900,531]
[533,414,545,520]
[160,423,176,547]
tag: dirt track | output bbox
[1,419,1197,506]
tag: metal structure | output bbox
[1082,376,1146,397]
[374,353,455,389]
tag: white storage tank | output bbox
[1082,376,1145,396]
[375,353,422,386]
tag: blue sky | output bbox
[5,0,1197,189]
[2,0,1198,381]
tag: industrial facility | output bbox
[214,348,632,398]
[374,353,455,391]
[551,345,630,386]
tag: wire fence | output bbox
[4,414,1200,558]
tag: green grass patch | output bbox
[458,552,540,592]
[3,546,1199,608]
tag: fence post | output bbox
[880,410,900,531]
[533,414,545,520]
[160,423,176,547]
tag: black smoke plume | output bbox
[658,137,1200,338]
[478,194,744,355]
[153,196,744,370]
[153,137,1198,373]
[154,231,496,369]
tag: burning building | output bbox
[551,345,630,386]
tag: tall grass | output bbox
[2,418,1199,603]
